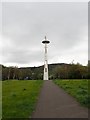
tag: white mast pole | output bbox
[42,36,50,80]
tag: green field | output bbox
[53,79,89,107]
[2,79,90,119]
[2,80,43,118]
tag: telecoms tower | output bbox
[42,36,50,80]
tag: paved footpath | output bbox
[31,80,88,118]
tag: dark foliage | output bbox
[1,62,89,80]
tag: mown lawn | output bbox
[53,79,89,108]
[2,80,43,118]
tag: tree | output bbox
[52,65,68,79]
[2,67,9,80]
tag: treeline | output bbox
[1,65,43,80]
[50,63,88,79]
[0,62,90,80]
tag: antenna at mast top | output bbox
[45,36,46,40]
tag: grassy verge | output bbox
[53,79,89,108]
[2,80,43,118]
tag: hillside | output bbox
[1,62,89,80]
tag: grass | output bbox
[2,80,43,118]
[53,79,89,108]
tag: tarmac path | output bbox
[31,80,88,118]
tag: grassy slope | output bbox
[2,80,43,118]
[53,80,89,107]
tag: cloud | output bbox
[1,2,88,66]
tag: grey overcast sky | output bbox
[0,2,88,67]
